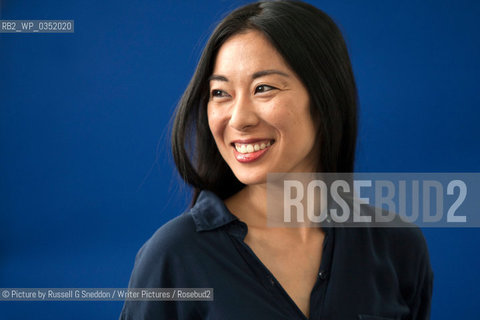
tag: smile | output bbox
[234,140,273,154]
[231,139,275,163]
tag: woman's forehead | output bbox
[211,30,293,79]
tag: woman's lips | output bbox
[232,140,274,163]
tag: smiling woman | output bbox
[207,30,318,185]
[120,1,432,319]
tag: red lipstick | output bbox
[231,139,274,163]
[233,147,270,163]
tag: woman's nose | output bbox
[228,95,259,131]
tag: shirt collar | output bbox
[189,190,333,237]
[190,190,239,232]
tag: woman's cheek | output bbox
[207,108,226,138]
[263,107,291,128]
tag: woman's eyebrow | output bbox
[208,70,290,82]
[252,69,290,79]
[209,75,228,82]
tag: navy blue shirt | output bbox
[120,190,433,320]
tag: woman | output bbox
[120,1,433,319]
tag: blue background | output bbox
[1,0,479,319]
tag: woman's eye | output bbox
[211,89,229,98]
[255,84,276,94]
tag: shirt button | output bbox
[318,271,328,280]
[269,277,275,286]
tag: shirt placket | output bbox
[226,220,334,320]
[308,227,334,320]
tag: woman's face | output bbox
[207,30,318,186]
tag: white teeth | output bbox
[235,141,273,154]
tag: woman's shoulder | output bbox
[350,209,431,267]
[350,210,433,295]
[337,206,433,277]
[344,204,430,256]
[371,219,428,247]
[133,211,199,267]
[125,209,221,295]
[370,214,430,260]
[121,211,207,319]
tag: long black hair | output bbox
[172,0,358,203]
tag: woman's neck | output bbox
[225,184,323,242]
[225,185,268,227]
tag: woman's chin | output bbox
[234,173,268,187]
